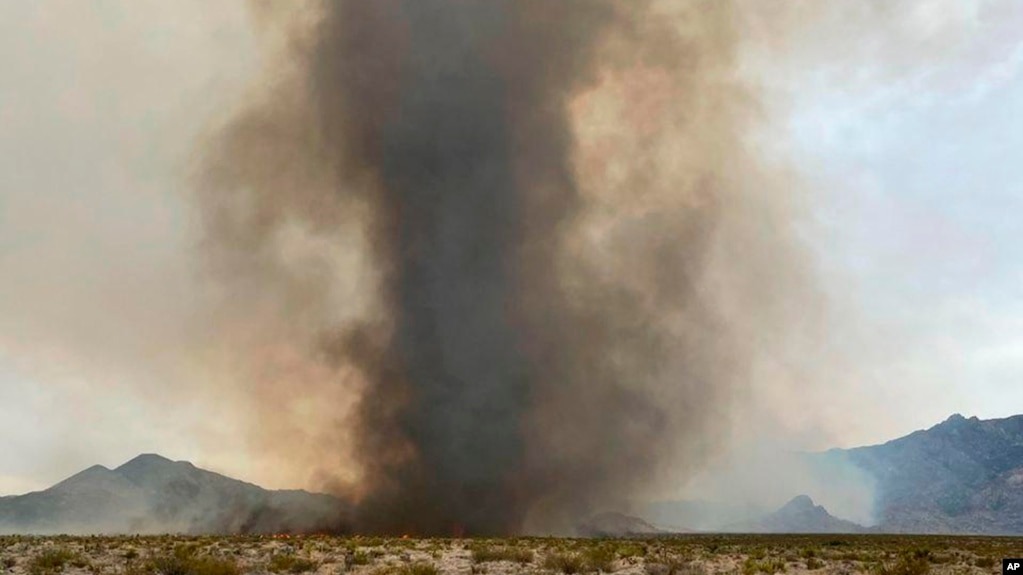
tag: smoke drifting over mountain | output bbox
[196,1,819,535]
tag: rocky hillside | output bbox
[726,495,865,533]
[0,454,345,535]
[824,413,1023,534]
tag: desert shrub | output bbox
[150,553,239,575]
[402,564,438,575]
[3,557,17,570]
[122,562,154,575]
[30,549,79,575]
[471,545,533,564]
[375,564,438,575]
[615,544,645,559]
[873,554,930,575]
[349,550,371,566]
[805,557,823,570]
[741,557,785,575]
[544,552,585,574]
[582,547,614,573]
[268,554,318,574]
[974,557,995,569]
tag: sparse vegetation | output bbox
[0,533,1016,575]
[874,553,931,575]
[471,544,533,564]
[614,543,645,559]
[543,551,585,574]
[742,556,786,575]
[349,550,371,566]
[373,563,438,575]
[29,549,78,575]
[268,554,317,574]
[581,546,614,572]
[975,556,996,568]
[645,559,701,575]
[150,551,239,575]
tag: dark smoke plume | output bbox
[197,1,818,535]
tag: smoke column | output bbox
[197,1,818,535]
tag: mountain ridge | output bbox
[827,412,1023,534]
[644,413,1023,535]
[0,455,346,535]
[5,412,1022,535]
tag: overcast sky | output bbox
[1,1,1022,495]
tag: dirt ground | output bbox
[1,534,1019,575]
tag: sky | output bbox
[770,1,1023,433]
[1,1,1022,496]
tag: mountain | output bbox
[727,495,865,533]
[820,413,1023,534]
[641,413,1023,535]
[0,454,346,535]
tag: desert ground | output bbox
[1,534,1019,575]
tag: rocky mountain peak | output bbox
[116,453,177,472]
[778,495,817,513]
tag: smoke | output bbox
[7,0,1012,535]
[194,1,820,535]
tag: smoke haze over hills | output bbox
[1,1,1022,535]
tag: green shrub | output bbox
[374,564,439,575]
[350,550,371,566]
[268,554,318,574]
[742,557,785,575]
[30,549,79,575]
[616,545,645,559]
[150,553,239,575]
[582,547,614,573]
[403,564,438,575]
[471,545,533,564]
[544,552,585,574]
[874,554,930,575]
